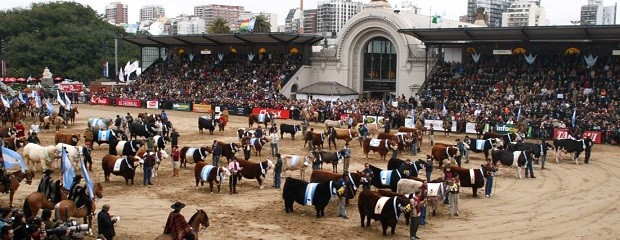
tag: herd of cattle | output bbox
[0,110,596,237]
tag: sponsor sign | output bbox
[172,103,191,112]
[555,129,601,144]
[115,98,142,108]
[193,104,212,113]
[251,108,290,119]
[465,122,478,134]
[339,114,349,121]
[59,83,83,92]
[583,131,601,144]
[493,50,512,55]
[423,120,457,132]
[90,96,110,105]
[146,100,158,109]
[494,124,519,134]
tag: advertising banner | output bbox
[146,100,158,109]
[494,124,518,134]
[424,120,457,132]
[59,83,83,92]
[172,103,191,112]
[115,98,142,108]
[339,114,349,121]
[553,128,601,144]
[251,108,291,119]
[583,131,602,144]
[553,128,570,140]
[192,104,212,113]
[90,96,110,105]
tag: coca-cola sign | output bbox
[115,98,142,108]
[90,96,110,105]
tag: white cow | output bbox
[54,143,84,169]
[281,154,313,180]
[23,143,60,172]
[396,178,424,195]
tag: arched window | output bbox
[291,84,298,92]
[363,37,397,80]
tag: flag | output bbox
[126,61,139,76]
[517,107,522,121]
[45,99,54,115]
[118,68,125,82]
[410,108,415,126]
[2,147,26,173]
[0,94,10,108]
[442,102,447,115]
[33,91,41,108]
[103,62,109,78]
[80,153,94,199]
[307,97,311,106]
[18,91,26,103]
[27,75,32,82]
[64,92,72,110]
[248,18,256,31]
[382,101,387,114]
[123,61,131,75]
[571,109,576,127]
[56,90,66,108]
[239,19,250,31]
[61,147,75,191]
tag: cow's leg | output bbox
[360,214,365,227]
[555,150,560,163]
[258,177,264,189]
[517,167,522,179]
[472,187,478,198]
[209,181,214,193]
[195,177,200,188]
[217,181,221,193]
[381,221,388,236]
[574,152,578,164]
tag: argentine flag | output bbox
[2,147,27,173]
[0,94,10,108]
[571,109,576,127]
[80,157,94,198]
[517,107,522,121]
[33,91,41,108]
[56,90,66,108]
[442,102,448,115]
[61,147,76,191]
[45,99,54,115]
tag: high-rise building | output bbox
[140,5,165,22]
[194,4,246,27]
[105,2,128,25]
[466,0,514,27]
[581,0,616,25]
[393,0,420,14]
[303,9,318,34]
[317,0,363,38]
[501,0,547,27]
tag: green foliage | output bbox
[253,15,271,33]
[0,2,139,80]
[208,17,231,34]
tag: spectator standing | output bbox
[463,135,471,164]
[171,146,180,177]
[114,115,122,131]
[273,154,282,188]
[97,204,117,240]
[342,143,351,173]
[170,129,180,149]
[410,190,421,240]
[269,130,279,157]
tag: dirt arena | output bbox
[3,104,619,239]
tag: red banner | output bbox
[59,83,83,92]
[115,98,142,108]
[90,96,110,105]
[146,100,158,109]
[251,108,290,119]
[553,128,601,144]
[339,114,349,121]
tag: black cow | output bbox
[491,150,533,179]
[198,117,216,135]
[282,177,341,218]
[470,138,504,160]
[386,157,426,178]
[280,124,301,140]
[129,123,154,140]
[553,138,593,164]
[358,191,411,236]
[507,142,553,161]
[90,129,126,146]
[153,135,167,151]
[368,165,402,192]
[312,150,346,173]
[109,140,143,156]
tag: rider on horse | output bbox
[164,201,195,240]
[0,149,9,193]
[37,169,54,199]
[68,175,94,215]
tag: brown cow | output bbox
[248,112,271,128]
[194,161,231,193]
[362,138,398,161]
[0,127,17,138]
[236,159,275,189]
[358,190,411,236]
[398,127,424,145]
[325,128,358,149]
[219,142,241,162]
[431,145,460,168]
[304,131,325,150]
[4,136,27,151]
[54,132,81,146]
[101,154,142,185]
[180,146,212,168]
[241,136,270,156]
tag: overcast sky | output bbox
[1,0,617,25]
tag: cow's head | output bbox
[266,159,275,170]
[388,140,399,150]
[219,167,231,181]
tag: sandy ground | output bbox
[3,104,619,240]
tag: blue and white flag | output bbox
[442,102,447,115]
[517,107,522,121]
[0,94,10,108]
[64,92,71,110]
[351,103,356,112]
[33,91,41,108]
[18,91,26,103]
[571,109,576,127]
[56,91,66,108]
[382,101,387,114]
[2,147,26,173]
[45,99,54,115]
[61,147,75,191]
[410,109,415,126]
[80,154,94,199]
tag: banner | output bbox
[193,103,212,113]
[251,108,290,119]
[494,124,519,134]
[424,120,457,132]
[465,122,478,134]
[90,96,111,105]
[553,129,601,144]
[58,83,83,92]
[583,131,602,144]
[115,98,142,108]
[172,103,191,112]
[339,114,349,121]
[146,100,159,109]
[553,128,570,140]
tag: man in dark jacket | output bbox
[97,204,117,240]
[273,154,283,188]
[212,140,222,167]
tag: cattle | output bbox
[236,159,274,189]
[237,128,265,140]
[43,116,65,132]
[367,164,404,192]
[312,149,346,173]
[248,112,271,128]
[357,123,379,138]
[54,132,81,146]
[491,150,533,179]
[431,145,460,168]
[4,136,27,151]
[153,135,167,151]
[86,129,126,147]
[507,142,545,159]
[282,154,313,180]
[282,177,341,218]
[241,137,269,156]
[358,190,411,236]
[23,143,60,172]
[280,124,301,140]
[101,154,143,185]
[362,138,398,161]
[378,132,412,153]
[109,140,143,157]
[194,161,231,193]
[326,127,359,149]
[128,123,154,140]
[198,117,216,135]
[304,131,325,150]
[180,146,212,168]
[324,119,347,129]
[219,142,241,162]
[553,138,593,164]
[484,132,520,144]
[136,148,169,178]
[310,171,362,204]
[470,138,504,160]
[0,127,17,138]
[87,118,112,131]
[386,157,426,178]
[446,164,494,197]
[54,144,83,169]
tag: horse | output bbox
[154,209,210,240]
[69,107,79,125]
[54,183,104,231]
[0,170,35,207]
[194,162,231,193]
[23,190,65,219]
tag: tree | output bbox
[0,2,138,80]
[253,15,271,33]
[208,17,231,34]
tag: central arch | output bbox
[363,36,397,98]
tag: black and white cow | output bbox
[109,140,143,156]
[282,177,342,218]
[553,138,593,164]
[198,117,216,135]
[153,135,167,151]
[280,123,301,140]
[470,138,504,160]
[491,150,533,179]
[128,123,154,140]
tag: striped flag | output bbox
[442,102,447,115]
[61,147,75,191]
[2,147,26,173]
[0,94,10,108]
[571,109,576,127]
[517,107,522,121]
[45,99,55,115]
[80,152,94,199]
[33,91,41,108]
[64,92,72,110]
[56,90,66,108]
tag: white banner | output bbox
[465,122,478,134]
[424,119,457,132]
[405,118,415,128]
[146,100,158,109]
[214,106,221,113]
